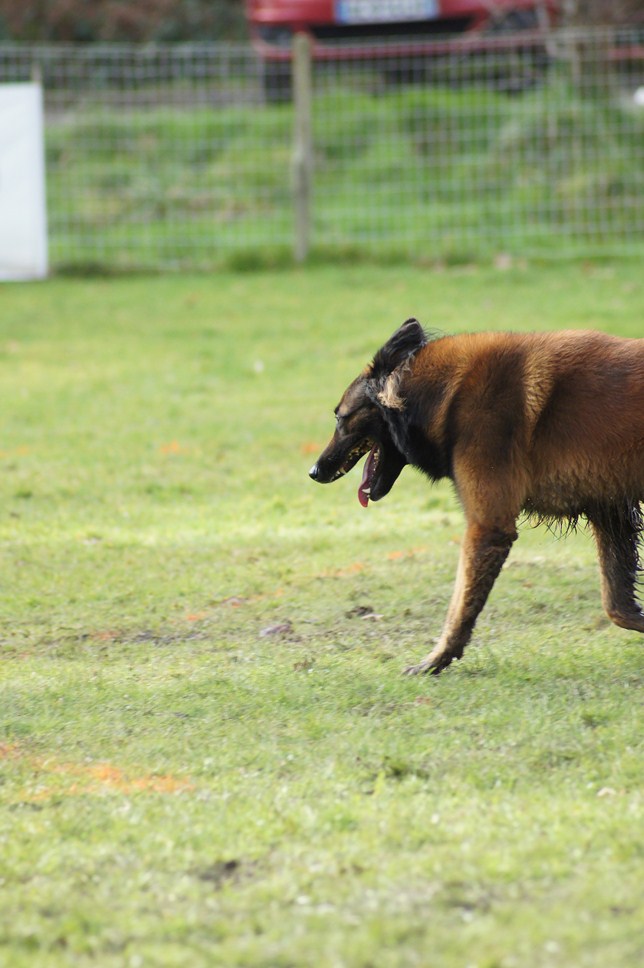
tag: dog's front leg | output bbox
[405,521,517,675]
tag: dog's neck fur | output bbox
[370,341,453,483]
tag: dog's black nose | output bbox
[309,463,319,481]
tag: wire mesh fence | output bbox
[0,30,643,271]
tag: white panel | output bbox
[0,84,48,281]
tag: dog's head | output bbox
[309,318,427,507]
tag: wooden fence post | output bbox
[292,33,313,264]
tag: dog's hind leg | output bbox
[589,500,644,633]
[405,521,517,676]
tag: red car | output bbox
[246,0,559,98]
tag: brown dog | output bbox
[310,320,644,674]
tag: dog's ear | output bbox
[370,318,427,378]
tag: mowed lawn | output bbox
[0,263,642,967]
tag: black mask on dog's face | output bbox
[309,319,427,506]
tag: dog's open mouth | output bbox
[358,444,380,508]
[329,439,373,483]
[328,440,382,507]
[327,440,381,507]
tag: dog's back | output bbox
[410,330,644,518]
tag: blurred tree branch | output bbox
[0,0,246,42]
[561,1,643,27]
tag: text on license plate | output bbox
[336,0,439,24]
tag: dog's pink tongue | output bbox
[358,446,377,508]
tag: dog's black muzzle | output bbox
[309,435,371,485]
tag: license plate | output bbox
[336,0,439,24]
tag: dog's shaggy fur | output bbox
[310,320,644,674]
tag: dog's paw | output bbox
[607,608,644,634]
[403,653,453,676]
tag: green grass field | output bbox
[0,263,642,966]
